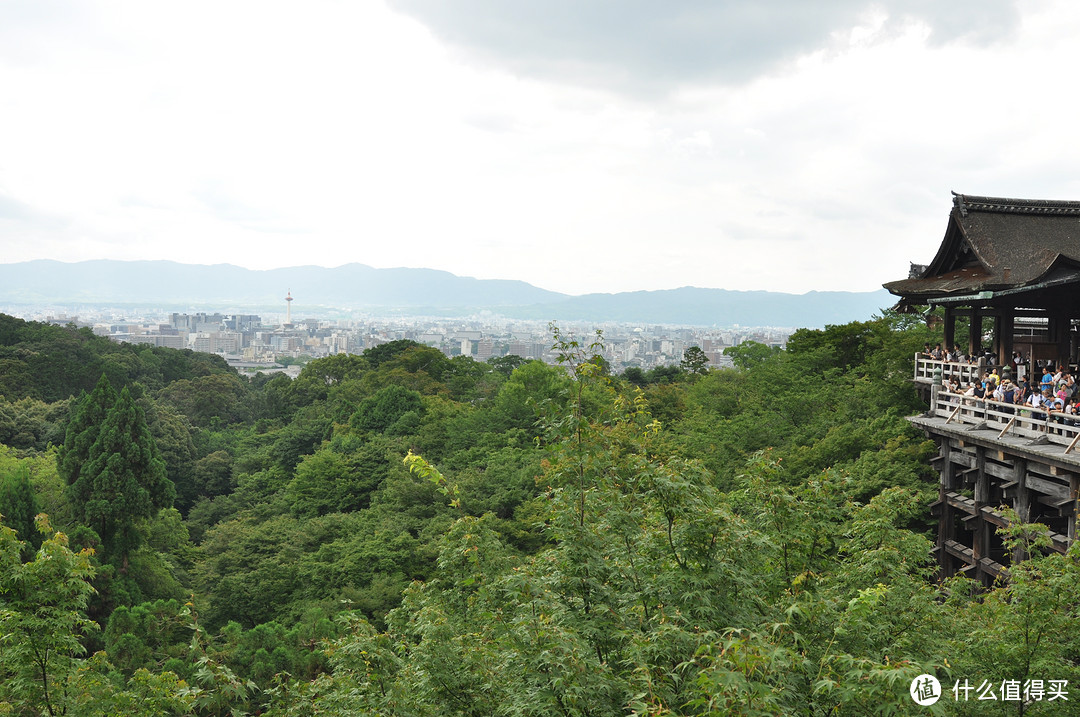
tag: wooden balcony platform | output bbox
[909,376,1078,584]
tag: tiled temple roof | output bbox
[884,192,1080,300]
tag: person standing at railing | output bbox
[1064,401,1079,427]
[1045,391,1069,427]
[1037,390,1052,423]
[1041,366,1055,393]
[1013,351,1024,380]
[1016,379,1032,405]
[999,380,1017,415]
[991,380,1004,413]
[1028,388,1047,411]
[1057,381,1070,405]
[999,380,1014,402]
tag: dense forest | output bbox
[1,311,1078,716]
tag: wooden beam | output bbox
[978,506,1010,529]
[945,491,977,514]
[979,557,1008,579]
[944,539,974,564]
[1024,474,1071,501]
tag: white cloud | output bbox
[1,0,1078,296]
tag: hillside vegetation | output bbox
[1,312,1077,716]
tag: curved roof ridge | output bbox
[1029,251,1080,281]
[952,191,1080,216]
[886,192,1080,302]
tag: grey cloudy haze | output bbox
[1,1,1075,296]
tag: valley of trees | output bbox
[1,311,1079,715]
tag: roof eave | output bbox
[925,271,1080,306]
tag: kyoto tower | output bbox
[285,289,293,327]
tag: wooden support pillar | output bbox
[1070,475,1079,545]
[968,307,981,358]
[1055,315,1071,370]
[1014,458,1030,564]
[1015,460,1031,522]
[941,307,955,354]
[990,314,1001,366]
[973,447,990,586]
[999,310,1015,375]
[937,441,957,577]
[1067,321,1075,371]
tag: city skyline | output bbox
[15,306,784,376]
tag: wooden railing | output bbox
[914,356,987,387]
[929,388,1080,454]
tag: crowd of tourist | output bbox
[924,343,1079,423]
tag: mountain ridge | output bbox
[0,260,891,327]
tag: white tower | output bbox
[285,289,293,327]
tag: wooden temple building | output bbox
[885,192,1080,585]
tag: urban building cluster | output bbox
[12,297,794,376]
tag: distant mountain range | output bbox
[0,260,892,328]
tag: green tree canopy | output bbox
[155,373,250,428]
[350,385,424,434]
[723,340,781,370]
[487,354,528,377]
[0,313,233,402]
[0,464,41,558]
[362,339,425,368]
[680,344,710,375]
[365,341,453,384]
[0,515,98,716]
[285,436,391,517]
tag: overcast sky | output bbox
[2,0,1077,296]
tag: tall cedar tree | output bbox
[58,373,118,492]
[72,386,175,565]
